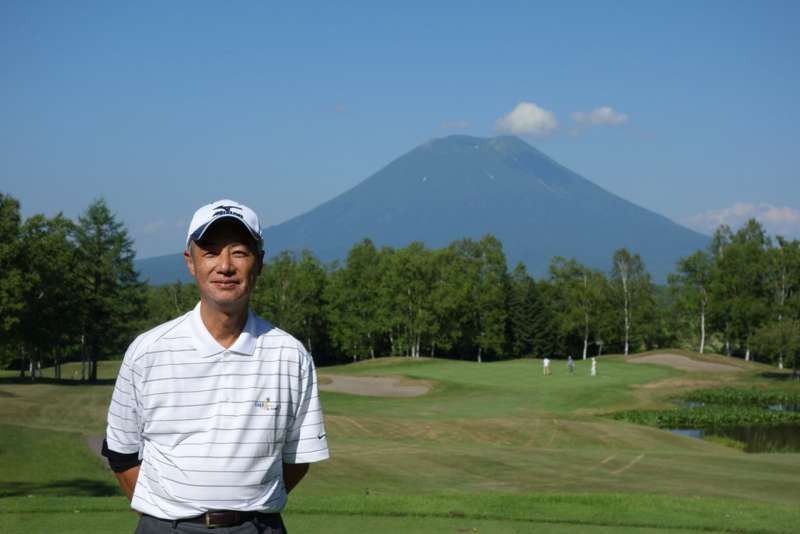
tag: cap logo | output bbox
[212,204,244,220]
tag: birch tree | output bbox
[549,257,605,359]
[475,235,509,361]
[709,225,734,355]
[767,237,800,368]
[444,236,508,362]
[610,248,653,356]
[713,220,770,361]
[252,250,328,356]
[752,319,800,380]
[669,251,712,353]
[324,239,382,360]
[429,247,468,355]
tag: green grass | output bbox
[1,351,799,532]
[0,425,116,498]
[2,493,797,533]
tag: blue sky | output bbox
[1,0,798,258]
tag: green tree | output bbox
[610,248,655,355]
[252,250,328,356]
[446,236,508,362]
[708,225,735,354]
[765,237,800,367]
[428,247,469,355]
[0,194,24,371]
[475,235,509,361]
[17,213,80,379]
[144,281,199,328]
[508,262,557,358]
[74,199,145,382]
[713,220,771,360]
[508,262,538,356]
[548,257,606,360]
[752,319,800,379]
[324,239,383,360]
[379,242,437,357]
[669,250,713,353]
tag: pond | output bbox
[767,403,800,413]
[669,424,800,453]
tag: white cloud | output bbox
[682,203,800,239]
[441,120,471,130]
[495,102,558,135]
[571,106,628,126]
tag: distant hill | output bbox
[135,135,708,284]
[136,253,189,285]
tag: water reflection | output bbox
[669,424,800,453]
[669,428,703,439]
[767,403,800,413]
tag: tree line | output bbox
[2,193,799,379]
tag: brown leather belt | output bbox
[181,510,276,528]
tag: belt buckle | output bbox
[205,512,226,528]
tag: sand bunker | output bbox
[628,353,741,373]
[319,374,430,397]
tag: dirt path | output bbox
[628,353,741,373]
[318,374,430,397]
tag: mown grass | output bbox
[2,492,798,533]
[1,351,799,532]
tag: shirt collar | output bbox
[189,302,258,358]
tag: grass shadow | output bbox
[0,377,116,386]
[759,372,799,383]
[0,479,119,498]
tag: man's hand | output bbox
[114,465,140,502]
[282,463,309,494]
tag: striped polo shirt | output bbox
[105,303,329,519]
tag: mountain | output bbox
[136,135,708,284]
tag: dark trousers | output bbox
[134,514,287,534]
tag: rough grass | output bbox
[1,351,798,532]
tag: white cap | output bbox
[186,199,263,249]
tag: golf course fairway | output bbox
[1,353,798,533]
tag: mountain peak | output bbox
[423,134,529,152]
[137,137,708,284]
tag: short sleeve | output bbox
[282,353,330,464]
[105,339,144,455]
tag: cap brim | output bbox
[188,215,262,247]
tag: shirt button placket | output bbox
[223,350,232,402]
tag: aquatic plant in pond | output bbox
[615,386,800,452]
[612,406,800,429]
[681,387,800,408]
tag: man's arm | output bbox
[282,462,309,493]
[102,438,142,502]
[113,465,140,502]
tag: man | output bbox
[103,199,329,533]
[567,355,575,374]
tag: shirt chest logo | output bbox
[254,398,277,411]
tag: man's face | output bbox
[184,219,262,311]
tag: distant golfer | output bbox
[591,357,597,376]
[543,357,551,376]
[103,200,329,533]
[567,355,575,374]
